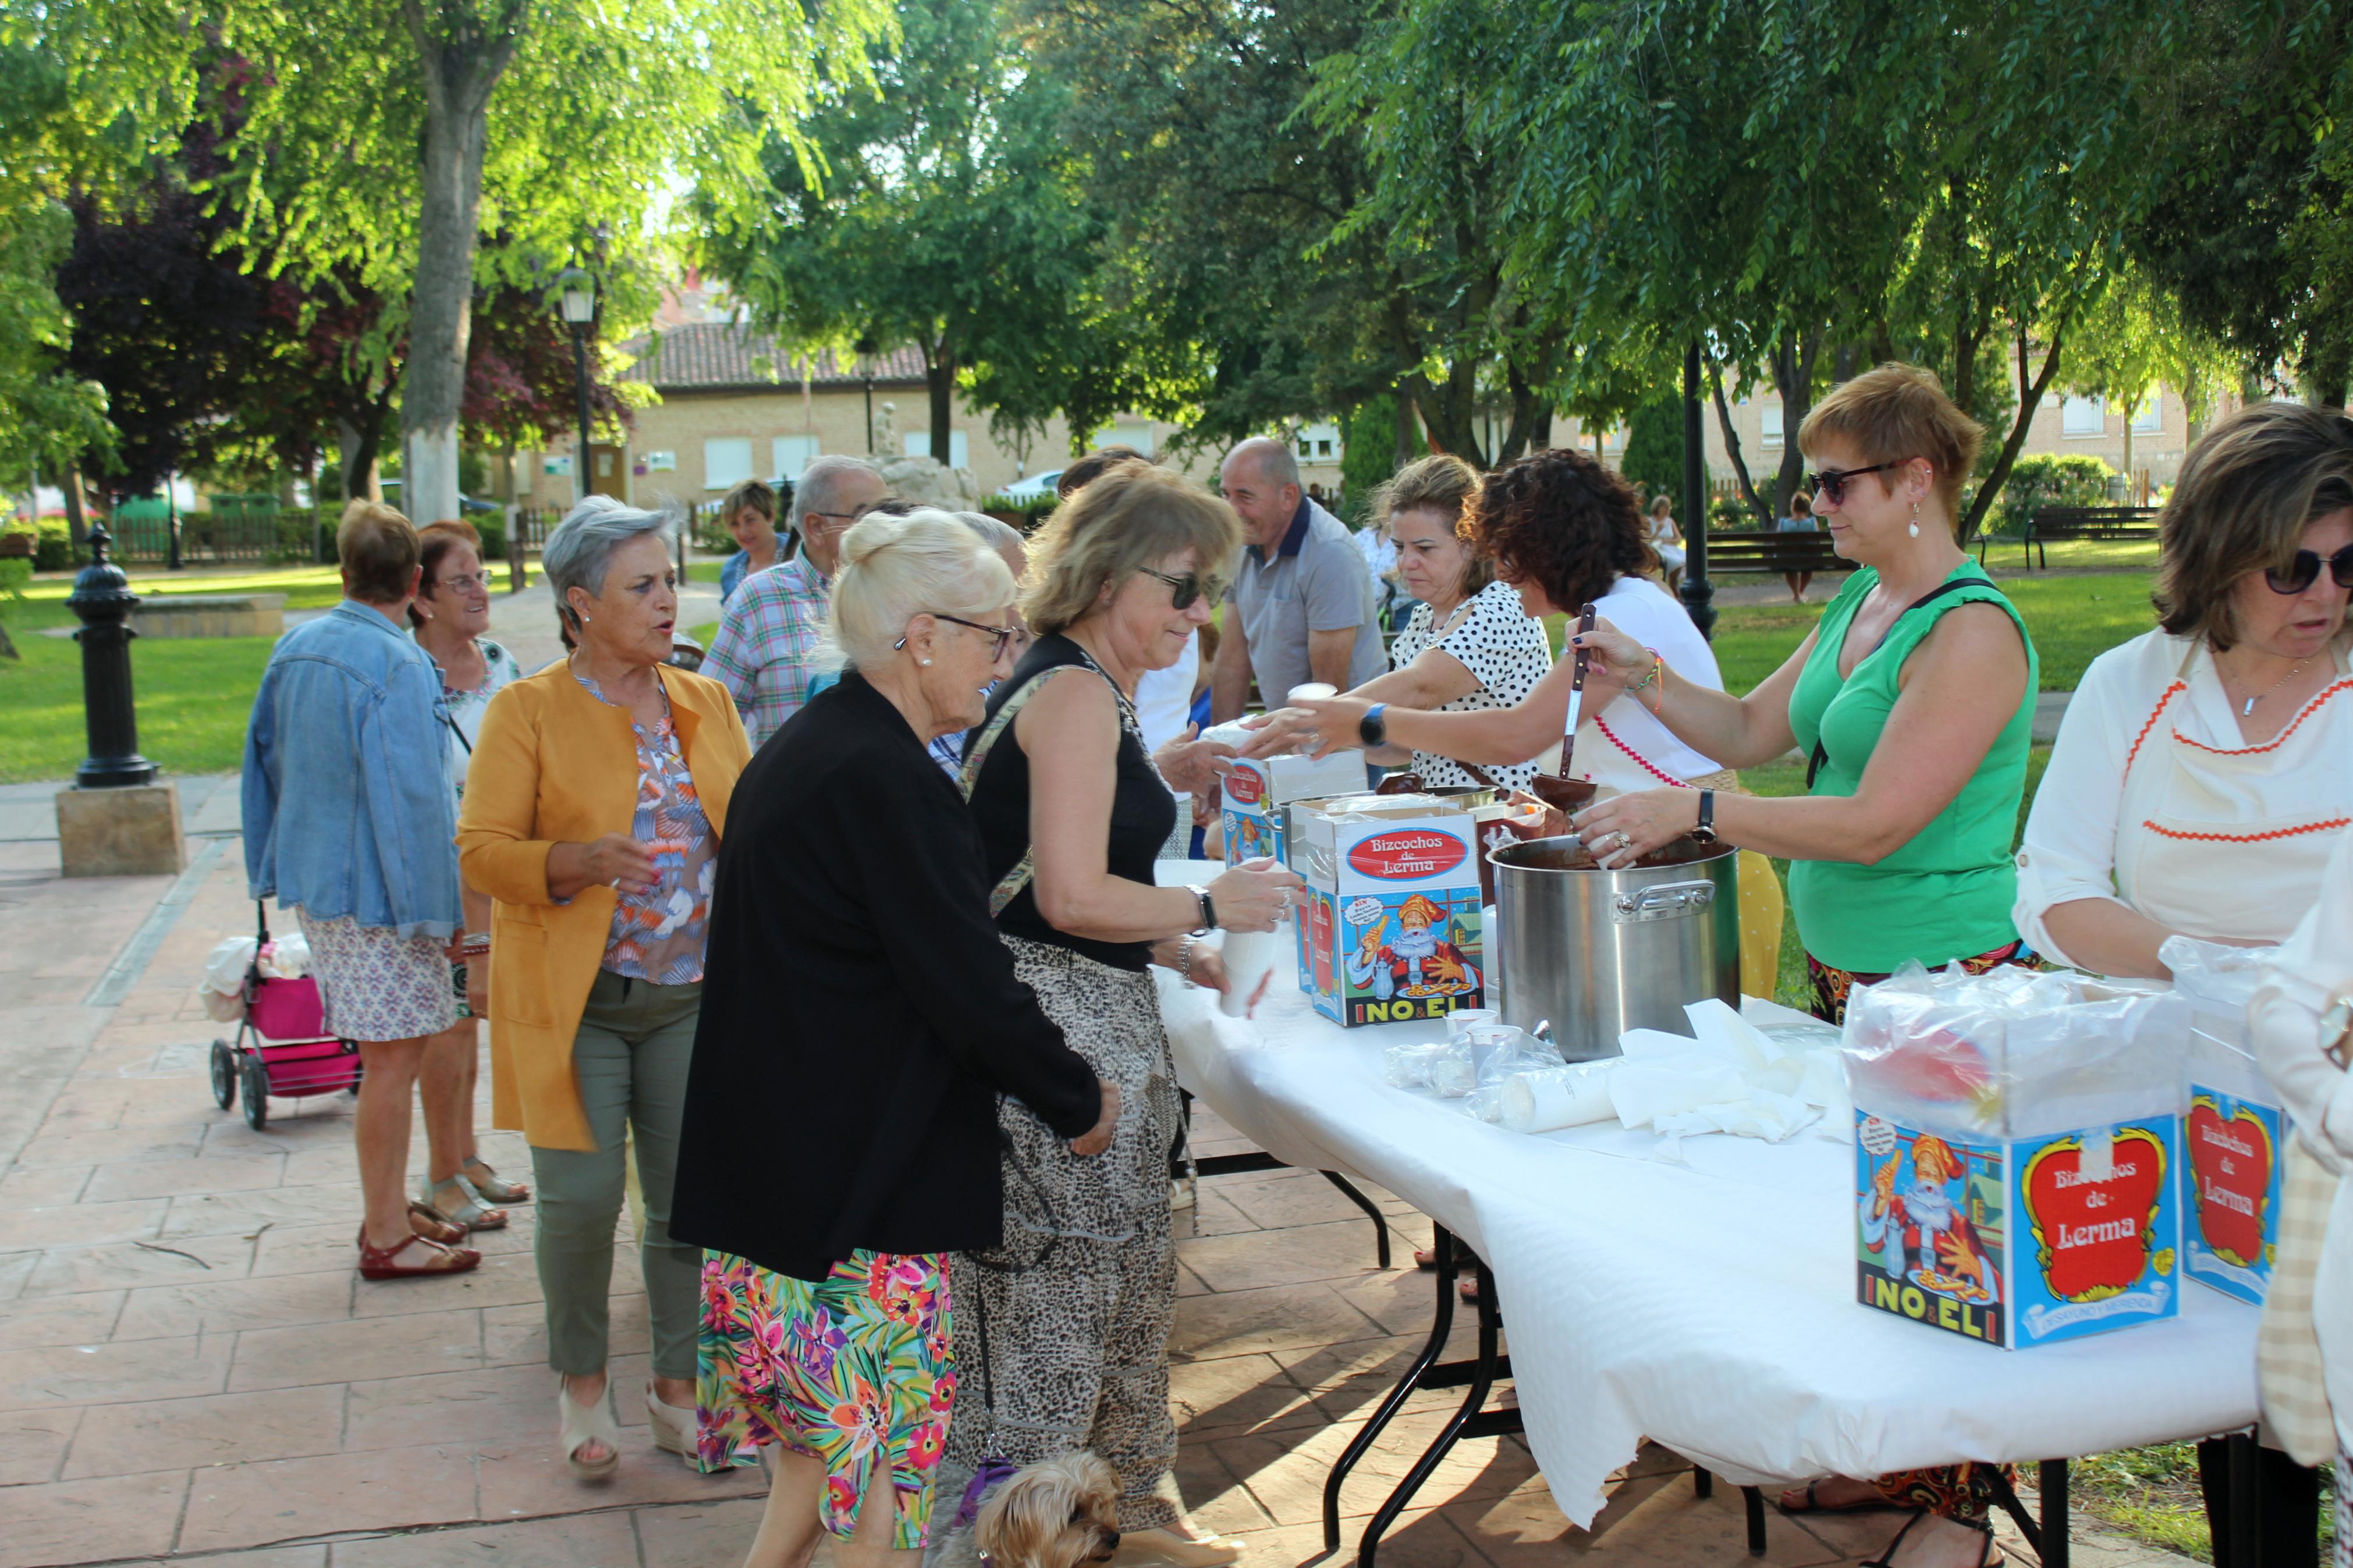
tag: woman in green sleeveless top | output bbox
[1570,364,2035,1568]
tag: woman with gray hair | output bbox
[457,495,753,1480]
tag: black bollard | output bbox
[67,524,158,788]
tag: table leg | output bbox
[1323,1224,1460,1551]
[2037,1459,2068,1568]
[1319,1171,1393,1269]
[2226,1428,2260,1567]
[1692,1466,1713,1499]
[1359,1253,1504,1568]
[1986,1464,2043,1560]
[1741,1487,1766,1556]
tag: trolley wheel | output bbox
[240,1055,271,1131]
[210,1040,237,1110]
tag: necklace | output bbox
[2231,656,2305,717]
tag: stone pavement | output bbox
[0,847,2192,1567]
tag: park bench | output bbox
[2012,504,2161,569]
[1703,529,1853,578]
[0,532,31,559]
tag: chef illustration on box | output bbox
[1861,1134,2000,1305]
[1345,893,1481,1001]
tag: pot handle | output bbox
[1610,879,1718,923]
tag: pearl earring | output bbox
[1908,501,1921,539]
[919,657,932,666]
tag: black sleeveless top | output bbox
[966,634,1179,972]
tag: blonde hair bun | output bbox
[829,509,1018,671]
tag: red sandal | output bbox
[358,1231,481,1280]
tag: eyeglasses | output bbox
[1139,567,1229,610]
[434,573,488,595]
[2265,543,2353,594]
[897,613,1021,661]
[808,505,879,525]
[1804,460,1910,506]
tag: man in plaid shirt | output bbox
[705,455,889,746]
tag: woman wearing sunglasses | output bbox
[2014,401,2353,1565]
[2015,400,2353,977]
[935,464,1301,1568]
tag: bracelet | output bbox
[1627,649,1665,713]
[1177,936,1197,982]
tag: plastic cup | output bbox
[1219,928,1279,1016]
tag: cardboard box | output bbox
[1220,751,1365,867]
[2181,1001,2285,1305]
[1854,1110,2182,1348]
[1290,794,1486,1027]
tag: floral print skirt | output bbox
[696,1249,956,1548]
[296,912,457,1043]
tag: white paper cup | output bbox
[1286,682,1339,703]
[1446,1008,1500,1040]
[1219,928,1279,1017]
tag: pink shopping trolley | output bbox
[210,904,363,1130]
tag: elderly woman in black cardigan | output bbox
[672,510,1116,1568]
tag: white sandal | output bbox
[645,1384,696,1459]
[558,1375,621,1480]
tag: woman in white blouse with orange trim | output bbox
[2014,402,2353,980]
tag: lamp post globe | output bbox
[555,268,596,503]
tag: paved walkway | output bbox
[0,841,2195,1566]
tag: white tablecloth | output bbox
[1154,879,2262,1528]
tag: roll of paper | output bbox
[1501,1061,1624,1133]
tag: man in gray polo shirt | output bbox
[1211,436,1385,720]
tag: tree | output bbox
[0,200,111,495]
[707,0,1133,465]
[1617,394,1684,504]
[19,0,893,522]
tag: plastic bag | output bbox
[204,936,256,995]
[1840,958,2183,1139]
[258,932,310,980]
[1383,1042,1449,1090]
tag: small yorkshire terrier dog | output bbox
[975,1452,1123,1568]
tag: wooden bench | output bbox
[1702,529,1853,578]
[2014,505,2160,569]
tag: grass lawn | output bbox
[0,599,279,782]
[20,563,350,611]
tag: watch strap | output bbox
[1360,702,1389,748]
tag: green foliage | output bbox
[1989,454,2119,538]
[1340,397,1401,521]
[0,198,111,472]
[1617,396,1684,506]
[1708,495,1751,531]
[0,554,29,613]
[2,518,73,570]
[982,494,1059,529]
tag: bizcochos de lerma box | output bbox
[1290,793,1485,1028]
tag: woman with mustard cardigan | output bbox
[457,499,751,1481]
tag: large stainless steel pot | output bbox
[1489,834,1740,1059]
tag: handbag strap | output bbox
[958,652,1139,917]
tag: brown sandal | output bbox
[1779,1480,1905,1516]
[403,1204,467,1243]
[358,1231,481,1280]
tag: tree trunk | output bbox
[1961,318,2073,543]
[61,464,87,552]
[1393,389,1419,467]
[1769,328,1820,515]
[926,342,957,464]
[339,415,388,506]
[1708,360,1773,526]
[397,1,526,526]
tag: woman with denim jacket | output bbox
[457,497,753,1480]
[242,500,480,1281]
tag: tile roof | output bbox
[619,324,928,390]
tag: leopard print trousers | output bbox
[929,937,1186,1567]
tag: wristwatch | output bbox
[1188,886,1218,936]
[1689,788,1719,845]
[1358,702,1389,748]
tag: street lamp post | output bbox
[67,525,157,788]
[1677,340,1718,639]
[558,268,595,504]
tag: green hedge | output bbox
[984,494,1059,530]
[1,519,74,570]
[1985,453,2116,538]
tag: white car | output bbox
[995,470,1063,504]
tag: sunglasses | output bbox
[2266,543,2353,594]
[1139,567,1229,610]
[897,613,1021,661]
[1804,460,1909,506]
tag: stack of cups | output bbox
[1219,856,1290,1018]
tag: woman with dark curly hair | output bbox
[1251,444,1730,795]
